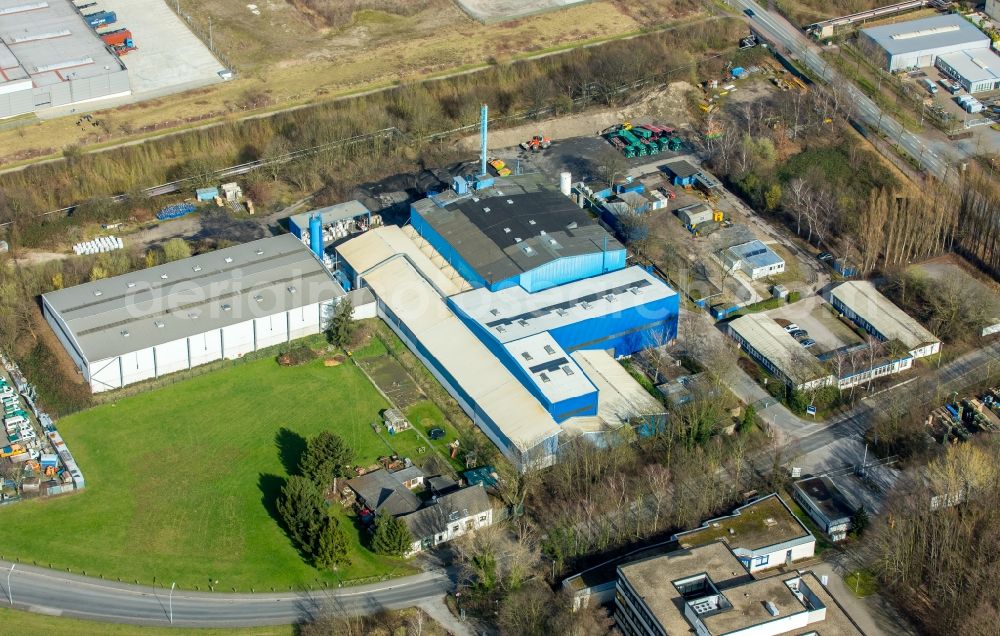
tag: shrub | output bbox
[277,345,316,366]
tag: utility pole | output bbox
[209,17,213,51]
[7,564,14,606]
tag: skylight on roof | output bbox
[522,351,533,361]
[544,344,555,355]
[562,366,575,376]
[540,372,550,383]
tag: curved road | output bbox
[0,561,453,628]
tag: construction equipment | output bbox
[520,135,552,151]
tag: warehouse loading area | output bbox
[84,0,224,103]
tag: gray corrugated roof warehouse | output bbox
[859,14,990,71]
[42,235,344,392]
[0,0,131,117]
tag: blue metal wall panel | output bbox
[289,218,304,239]
[411,206,486,288]
[519,250,627,293]
[549,294,680,356]
[551,392,599,422]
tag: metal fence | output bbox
[164,1,238,74]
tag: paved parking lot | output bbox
[112,0,224,95]
[765,295,862,355]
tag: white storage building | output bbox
[830,281,941,359]
[42,235,343,393]
[859,14,990,72]
[724,240,785,280]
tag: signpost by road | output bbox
[169,581,176,624]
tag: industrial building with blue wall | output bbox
[410,190,627,293]
[336,186,677,468]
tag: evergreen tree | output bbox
[850,505,870,538]
[371,511,413,557]
[326,297,356,347]
[740,404,756,434]
[277,475,327,554]
[300,431,353,490]
[314,516,350,570]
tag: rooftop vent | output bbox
[518,319,529,327]
[507,199,514,204]
[255,248,264,255]
[224,257,233,264]
[193,265,202,272]
[566,221,578,230]
[604,293,615,303]
[154,320,165,329]
[489,308,500,316]
[496,325,505,333]
[521,245,535,255]
[254,294,264,303]
[187,311,200,319]
[287,285,296,293]
[483,207,491,213]
[222,303,232,311]
[127,282,136,289]
[529,219,536,225]
[504,227,511,234]
[121,329,129,337]
[765,601,780,617]
[628,286,640,295]
[556,308,567,317]
[764,517,777,527]
[93,290,103,297]
[580,301,591,310]
[160,274,169,279]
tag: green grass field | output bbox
[0,356,416,590]
[0,607,294,636]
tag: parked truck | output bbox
[921,78,938,95]
[83,10,116,28]
[99,28,132,47]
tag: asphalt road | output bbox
[0,562,453,628]
[734,0,954,180]
[752,339,1000,470]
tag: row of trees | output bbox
[0,18,749,247]
[278,432,354,570]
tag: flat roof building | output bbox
[286,200,374,244]
[831,281,941,359]
[674,494,815,573]
[411,189,626,293]
[616,542,863,636]
[728,314,834,390]
[42,235,343,392]
[793,476,856,542]
[0,0,131,118]
[935,48,1000,93]
[859,14,990,71]
[724,240,785,280]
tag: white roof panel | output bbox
[450,266,676,343]
[360,256,561,453]
[831,281,939,350]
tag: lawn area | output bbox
[0,607,294,636]
[844,570,878,598]
[782,490,834,556]
[0,356,416,590]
